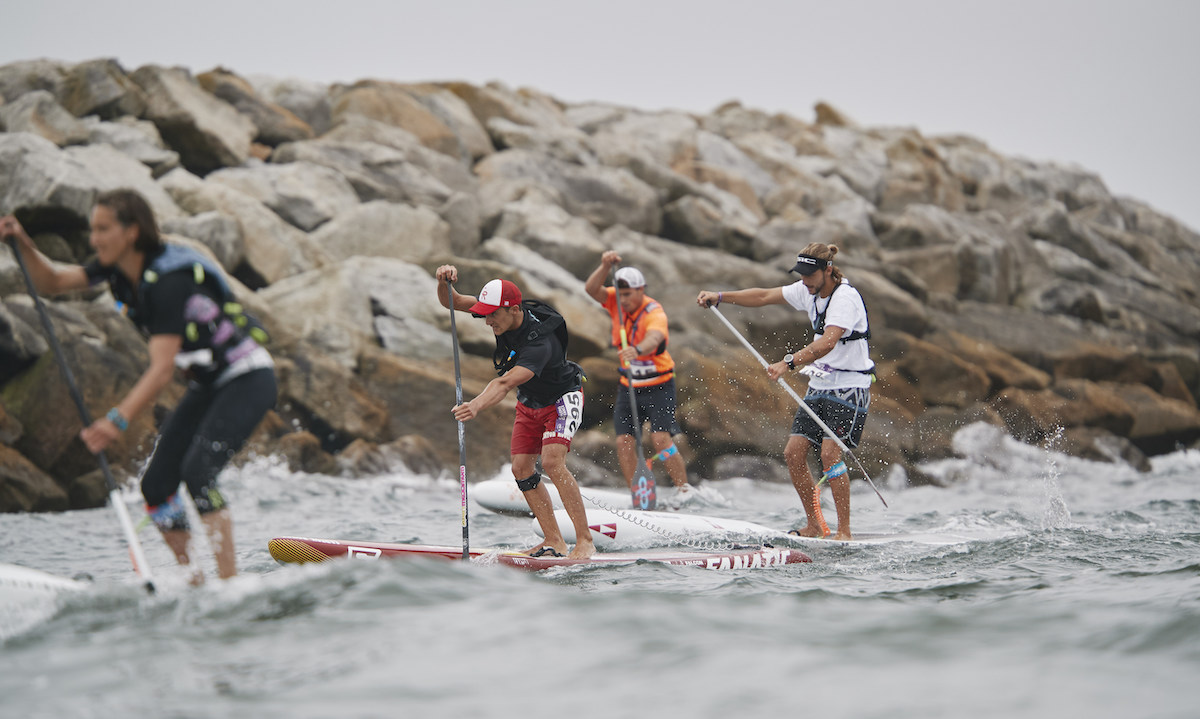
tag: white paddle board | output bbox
[0,563,87,602]
[534,511,981,550]
[535,508,784,549]
[783,530,980,547]
[473,478,633,517]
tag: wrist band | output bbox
[106,407,129,432]
[717,292,723,306]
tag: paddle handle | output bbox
[5,236,156,590]
[707,305,887,508]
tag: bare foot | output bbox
[567,540,595,560]
[788,526,828,538]
[833,531,852,541]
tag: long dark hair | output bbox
[95,189,162,254]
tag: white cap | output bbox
[614,267,646,289]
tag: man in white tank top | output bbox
[697,243,874,540]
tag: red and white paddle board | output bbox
[268,536,810,571]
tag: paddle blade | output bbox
[631,468,657,510]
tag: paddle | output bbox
[5,236,156,592]
[707,304,888,508]
[613,266,657,510]
[447,278,470,560]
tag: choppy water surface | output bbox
[2,423,1197,719]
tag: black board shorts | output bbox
[614,377,682,437]
[791,386,870,448]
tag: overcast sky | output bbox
[7,0,1198,231]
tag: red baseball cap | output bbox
[469,278,522,315]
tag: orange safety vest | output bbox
[604,287,675,388]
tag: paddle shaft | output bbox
[613,266,656,510]
[707,304,887,508]
[447,279,469,560]
[6,236,156,591]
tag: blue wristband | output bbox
[106,407,129,432]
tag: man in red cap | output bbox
[435,265,595,559]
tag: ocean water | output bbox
[1,422,1197,719]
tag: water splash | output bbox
[1039,427,1073,529]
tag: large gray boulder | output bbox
[329,80,467,160]
[161,211,243,270]
[0,301,47,378]
[309,200,449,264]
[271,137,455,207]
[694,129,779,200]
[0,90,90,147]
[207,161,360,231]
[257,256,461,367]
[444,81,574,132]
[0,132,182,224]
[131,64,255,175]
[476,148,661,235]
[197,68,314,146]
[82,115,180,177]
[878,204,1034,305]
[590,109,700,169]
[487,116,595,165]
[317,116,478,194]
[398,82,495,161]
[270,135,482,254]
[488,196,606,277]
[247,75,333,136]
[0,59,66,103]
[59,58,147,119]
[159,168,328,284]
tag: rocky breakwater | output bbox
[1,57,1198,513]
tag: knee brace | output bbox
[515,472,543,492]
[147,492,190,532]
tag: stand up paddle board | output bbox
[0,563,87,601]
[268,536,809,571]
[537,511,982,549]
[782,530,981,547]
[473,478,633,517]
[536,508,784,549]
[268,537,486,563]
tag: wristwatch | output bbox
[784,353,796,370]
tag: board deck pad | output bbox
[268,537,810,571]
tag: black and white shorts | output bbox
[791,386,870,448]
